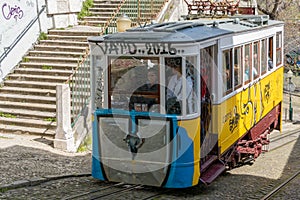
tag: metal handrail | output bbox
[0,5,46,65]
[65,48,91,127]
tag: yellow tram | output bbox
[88,15,284,188]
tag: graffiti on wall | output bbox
[2,3,24,21]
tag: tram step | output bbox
[200,155,218,173]
[200,161,226,185]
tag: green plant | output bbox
[77,133,92,152]
[0,112,16,118]
[38,32,48,41]
[42,65,52,70]
[78,0,93,20]
[0,136,11,139]
[23,57,30,62]
[45,118,56,122]
[0,188,9,193]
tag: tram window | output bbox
[186,56,197,114]
[165,57,195,115]
[222,49,232,95]
[244,44,252,83]
[268,37,274,70]
[108,57,159,111]
[276,32,283,66]
[253,41,260,79]
[234,46,242,89]
[261,39,268,74]
[200,47,213,94]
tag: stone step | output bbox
[23,56,80,64]
[39,40,89,47]
[19,62,77,70]
[0,86,56,97]
[0,124,56,136]
[0,93,56,104]
[4,80,59,90]
[0,101,56,112]
[90,6,163,13]
[7,74,69,83]
[93,0,122,2]
[48,29,101,37]
[0,107,55,120]
[79,21,108,27]
[14,68,73,77]
[93,1,122,7]
[82,16,111,21]
[47,35,90,42]
[28,50,84,58]
[34,44,87,53]
[88,11,119,16]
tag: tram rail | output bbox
[261,169,300,200]
[269,129,300,151]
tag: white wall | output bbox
[47,0,84,28]
[0,0,83,82]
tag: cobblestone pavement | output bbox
[0,134,299,199]
[0,92,299,199]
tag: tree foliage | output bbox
[256,0,300,53]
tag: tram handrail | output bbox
[0,5,46,72]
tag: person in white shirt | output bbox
[166,64,193,114]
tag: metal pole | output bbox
[289,77,293,121]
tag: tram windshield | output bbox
[108,56,198,115]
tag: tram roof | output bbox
[88,15,283,44]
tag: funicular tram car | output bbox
[88,15,284,188]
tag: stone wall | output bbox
[46,0,84,28]
[0,0,84,82]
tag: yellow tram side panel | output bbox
[177,117,201,186]
[211,67,283,155]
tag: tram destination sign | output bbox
[98,41,185,56]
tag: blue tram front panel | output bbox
[92,109,197,188]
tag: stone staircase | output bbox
[0,26,102,137]
[0,0,169,138]
[79,0,168,27]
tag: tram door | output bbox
[200,44,218,158]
